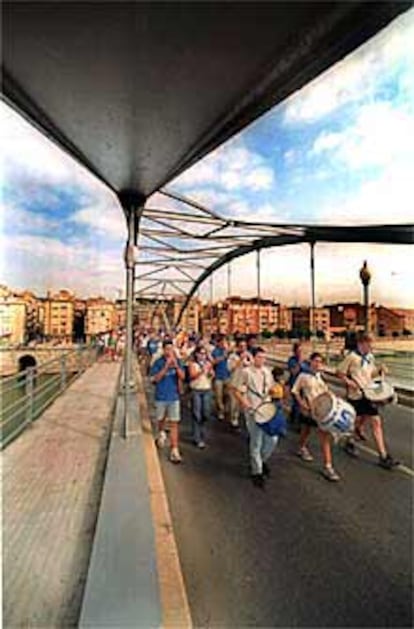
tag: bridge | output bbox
[2,354,412,627]
[2,3,413,628]
[0,346,88,376]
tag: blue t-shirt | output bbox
[150,356,182,402]
[147,339,159,356]
[287,356,310,388]
[212,347,231,380]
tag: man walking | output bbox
[231,346,278,489]
[150,339,185,463]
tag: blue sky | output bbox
[1,8,414,306]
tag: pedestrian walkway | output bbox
[2,361,120,628]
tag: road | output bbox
[151,383,413,628]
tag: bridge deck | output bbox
[2,361,120,628]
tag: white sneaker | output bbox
[322,466,340,482]
[156,430,167,449]
[297,447,314,462]
[170,448,183,463]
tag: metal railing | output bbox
[264,341,414,392]
[1,345,99,449]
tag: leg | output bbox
[369,414,387,458]
[191,391,203,444]
[229,391,240,427]
[168,401,182,463]
[246,415,265,475]
[214,380,225,419]
[261,433,279,463]
[318,429,333,467]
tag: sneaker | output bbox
[156,430,167,449]
[170,448,183,464]
[251,473,265,489]
[262,462,271,478]
[322,466,341,482]
[218,412,225,421]
[197,441,206,449]
[344,440,359,458]
[297,447,314,462]
[378,454,399,470]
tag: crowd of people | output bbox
[135,328,399,489]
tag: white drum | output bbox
[361,379,396,405]
[253,402,277,425]
[311,392,355,435]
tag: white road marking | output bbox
[356,443,414,478]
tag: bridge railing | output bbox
[1,345,99,449]
[263,340,414,392]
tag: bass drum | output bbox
[311,392,355,435]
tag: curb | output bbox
[135,367,193,629]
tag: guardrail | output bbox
[266,353,414,407]
[1,345,99,449]
[264,341,413,392]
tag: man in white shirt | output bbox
[291,352,340,482]
[337,332,398,469]
[231,346,278,489]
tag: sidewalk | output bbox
[2,361,120,628]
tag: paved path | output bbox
[2,361,120,629]
[149,379,413,628]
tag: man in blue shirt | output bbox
[287,342,310,428]
[150,339,185,463]
[211,335,231,421]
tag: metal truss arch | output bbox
[135,189,414,328]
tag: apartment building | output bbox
[42,290,75,340]
[85,298,116,339]
[0,285,26,345]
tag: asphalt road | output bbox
[151,384,413,628]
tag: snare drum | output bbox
[253,402,287,437]
[254,402,277,424]
[311,392,355,435]
[361,379,396,405]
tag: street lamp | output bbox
[359,260,371,333]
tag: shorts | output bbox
[348,398,379,417]
[298,412,318,428]
[154,400,181,422]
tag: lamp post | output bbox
[359,260,371,333]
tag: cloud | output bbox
[282,8,414,125]
[1,102,108,197]
[317,162,414,225]
[172,138,275,194]
[311,101,414,170]
[70,199,126,241]
[3,232,124,298]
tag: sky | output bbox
[1,8,414,307]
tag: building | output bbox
[0,285,27,346]
[392,308,414,334]
[85,298,116,340]
[324,302,373,336]
[74,299,87,342]
[205,297,282,336]
[372,306,406,336]
[15,289,43,340]
[172,297,200,333]
[313,308,331,336]
[42,289,75,341]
